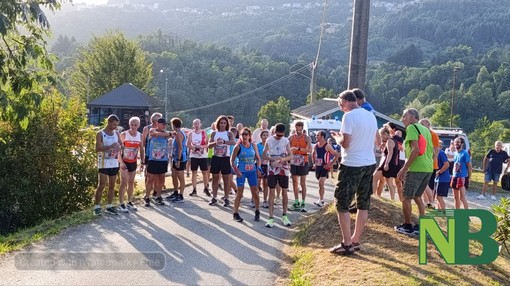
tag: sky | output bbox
[74,0,108,5]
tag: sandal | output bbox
[329,243,353,255]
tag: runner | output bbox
[145,118,171,207]
[312,130,339,207]
[451,136,472,209]
[262,123,293,228]
[94,114,123,215]
[208,115,236,206]
[257,130,270,208]
[289,121,312,212]
[187,118,210,197]
[231,128,263,222]
[168,117,187,203]
[252,118,270,144]
[141,112,162,196]
[118,116,144,213]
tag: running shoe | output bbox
[313,200,324,207]
[144,196,151,207]
[203,188,211,197]
[172,194,184,203]
[233,212,243,222]
[254,210,260,221]
[155,196,164,205]
[300,203,307,213]
[275,197,281,204]
[329,243,353,255]
[118,204,129,213]
[394,224,415,236]
[208,198,217,206]
[127,201,138,211]
[290,202,300,211]
[265,217,274,228]
[413,224,420,236]
[223,198,230,207]
[262,201,269,208]
[105,206,118,215]
[166,191,179,201]
[491,195,497,201]
[189,188,197,196]
[94,207,102,216]
[282,214,292,226]
[249,200,255,208]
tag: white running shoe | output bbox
[476,194,485,199]
[491,195,497,201]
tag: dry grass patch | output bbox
[280,196,510,286]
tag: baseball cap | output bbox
[157,118,167,124]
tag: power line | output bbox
[170,64,310,115]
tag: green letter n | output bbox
[419,217,455,264]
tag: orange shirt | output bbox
[430,130,440,169]
[290,134,309,163]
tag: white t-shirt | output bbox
[340,107,378,167]
[212,131,230,157]
[189,130,208,159]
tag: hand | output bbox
[383,164,389,171]
[175,160,180,168]
[291,147,299,152]
[397,167,408,182]
[121,164,127,170]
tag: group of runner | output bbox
[93,113,341,228]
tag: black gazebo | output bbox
[87,83,162,130]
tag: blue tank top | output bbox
[172,130,187,161]
[148,135,168,162]
[237,143,256,172]
[314,142,329,167]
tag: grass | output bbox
[0,210,96,255]
[280,172,510,285]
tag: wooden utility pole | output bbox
[347,0,371,90]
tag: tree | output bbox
[69,31,153,102]
[258,96,292,132]
[307,88,335,104]
[0,0,61,126]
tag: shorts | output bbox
[403,172,431,199]
[210,156,231,175]
[260,165,268,179]
[172,160,187,171]
[236,171,258,187]
[435,181,450,197]
[207,157,212,167]
[123,161,137,172]
[485,172,501,183]
[451,177,466,189]
[315,167,328,180]
[147,160,168,175]
[334,164,376,212]
[99,167,119,176]
[268,175,289,189]
[191,158,208,171]
[290,164,309,176]
[428,169,437,189]
[144,155,149,165]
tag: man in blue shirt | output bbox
[435,141,450,211]
[451,137,472,209]
[352,88,375,113]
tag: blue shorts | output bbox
[435,181,450,197]
[484,172,500,183]
[236,171,258,187]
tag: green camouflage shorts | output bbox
[403,172,431,199]
[334,164,376,212]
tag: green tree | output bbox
[0,0,61,126]
[258,96,292,132]
[307,88,335,104]
[431,101,459,127]
[69,31,153,102]
[469,118,510,167]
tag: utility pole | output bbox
[347,0,371,90]
[160,69,169,120]
[310,61,317,103]
[450,66,461,127]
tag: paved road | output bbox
[0,173,336,286]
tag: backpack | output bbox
[412,124,427,156]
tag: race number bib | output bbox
[315,158,323,166]
[104,149,117,159]
[151,147,166,160]
[244,164,255,171]
[292,155,305,166]
[214,145,228,157]
[123,147,137,161]
[454,162,461,173]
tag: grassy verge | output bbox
[0,210,96,255]
[281,194,510,285]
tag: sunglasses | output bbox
[241,133,249,136]
[276,133,284,138]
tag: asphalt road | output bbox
[0,173,337,286]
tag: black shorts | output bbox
[172,160,187,171]
[290,164,309,176]
[147,160,168,175]
[267,175,289,189]
[260,165,268,179]
[99,167,119,176]
[315,167,328,180]
[123,161,137,172]
[191,157,208,171]
[210,156,231,175]
[428,169,437,189]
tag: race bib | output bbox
[104,149,117,159]
[151,147,166,160]
[244,164,255,171]
[123,147,137,161]
[292,155,305,166]
[315,158,323,166]
[454,162,461,173]
[214,145,228,157]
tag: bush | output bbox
[0,92,97,234]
